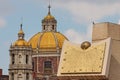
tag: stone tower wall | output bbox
[9,47,33,80]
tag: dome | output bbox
[44,14,55,20]
[12,24,29,47]
[42,5,57,23]
[13,39,29,46]
[28,32,68,49]
[42,13,57,23]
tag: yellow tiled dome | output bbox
[28,32,68,49]
[13,39,29,46]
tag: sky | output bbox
[1,0,120,74]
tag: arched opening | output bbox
[43,25,45,30]
[52,25,54,30]
[26,55,29,64]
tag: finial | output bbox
[20,17,23,30]
[20,23,22,30]
[18,17,24,40]
[48,0,51,14]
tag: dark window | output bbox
[19,55,22,63]
[44,61,52,69]
[26,55,28,64]
[52,25,54,30]
[12,54,15,64]
[44,61,52,74]
[26,73,29,80]
[32,61,34,71]
[43,25,45,30]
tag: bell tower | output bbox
[9,24,33,80]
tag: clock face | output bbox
[59,41,106,74]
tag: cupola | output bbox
[42,5,57,32]
[13,24,29,46]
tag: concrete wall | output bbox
[92,22,120,80]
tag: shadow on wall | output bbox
[109,55,120,80]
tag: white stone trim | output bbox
[32,53,60,57]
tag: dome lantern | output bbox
[42,5,57,32]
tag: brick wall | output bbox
[0,69,2,77]
[0,75,9,80]
[0,69,9,80]
[33,56,60,79]
[33,56,59,74]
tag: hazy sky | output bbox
[0,0,120,74]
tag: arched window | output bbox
[52,25,54,30]
[12,54,15,64]
[19,55,22,63]
[43,25,45,30]
[44,61,52,74]
[26,55,28,64]
[32,61,34,71]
